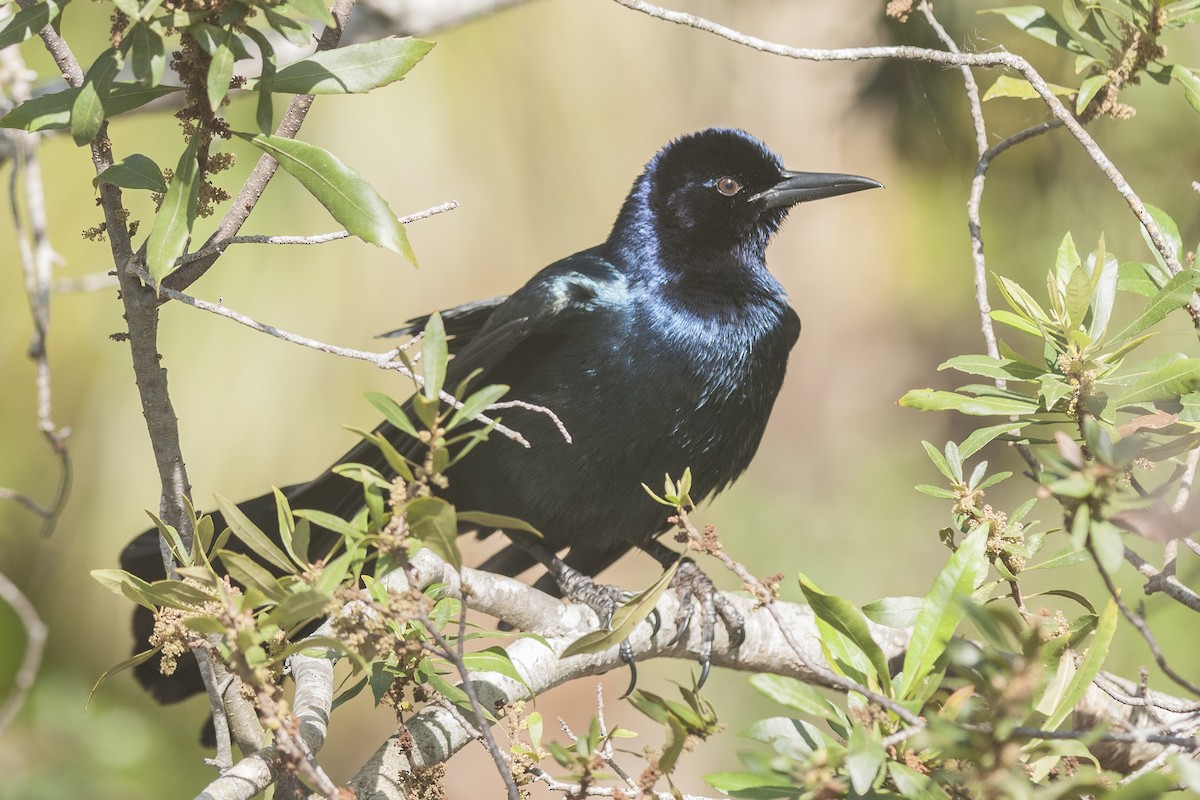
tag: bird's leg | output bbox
[639,540,745,688]
[510,540,650,695]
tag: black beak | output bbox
[750,170,883,209]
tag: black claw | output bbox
[648,608,662,637]
[728,624,746,650]
[620,646,639,698]
[697,658,711,689]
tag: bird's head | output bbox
[611,128,881,269]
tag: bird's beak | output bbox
[750,170,883,209]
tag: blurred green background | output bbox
[1,1,1198,796]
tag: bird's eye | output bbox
[716,176,742,196]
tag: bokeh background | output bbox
[1,1,1198,796]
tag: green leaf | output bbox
[88,647,159,707]
[1107,773,1180,800]
[982,74,1074,101]
[125,21,166,86]
[1168,64,1200,113]
[1027,547,1090,570]
[144,579,215,608]
[0,0,66,50]
[562,561,678,657]
[71,48,121,146]
[1139,204,1184,269]
[406,496,460,569]
[959,421,1027,459]
[364,391,420,438]
[1087,243,1119,338]
[1043,598,1117,730]
[266,588,333,629]
[1114,358,1200,406]
[236,132,414,262]
[293,508,362,541]
[938,354,1045,381]
[743,716,833,760]
[0,84,181,132]
[899,526,987,701]
[1108,269,1200,343]
[846,724,886,795]
[980,6,1085,52]
[263,7,312,47]
[92,153,167,192]
[218,551,287,602]
[703,771,800,800]
[862,595,924,629]
[421,312,447,399]
[446,384,509,431]
[921,441,955,482]
[1118,261,1165,296]
[1075,72,1108,114]
[461,646,530,693]
[270,37,434,94]
[1064,265,1091,329]
[91,568,157,609]
[207,34,235,111]
[287,0,335,25]
[455,510,542,538]
[243,27,277,134]
[1090,521,1125,574]
[214,494,294,573]
[748,674,842,722]
[145,135,200,284]
[799,573,891,693]
[991,309,1041,335]
[899,389,1038,416]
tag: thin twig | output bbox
[1091,541,1200,697]
[2,36,72,537]
[128,260,562,448]
[175,200,460,268]
[0,569,47,735]
[409,565,521,800]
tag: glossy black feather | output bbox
[120,128,878,704]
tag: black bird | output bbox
[121,127,881,702]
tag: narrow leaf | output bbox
[236,132,414,262]
[271,37,434,94]
[145,135,200,284]
[562,561,678,657]
[899,526,987,700]
[799,573,891,692]
[71,48,121,145]
[93,153,167,192]
[1108,269,1200,343]
[1044,598,1117,730]
[899,389,1038,416]
[214,494,294,572]
[455,510,542,538]
[406,496,460,569]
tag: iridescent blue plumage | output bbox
[121,128,880,704]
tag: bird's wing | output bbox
[273,248,627,512]
[429,249,625,388]
[377,295,510,352]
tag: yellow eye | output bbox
[716,176,742,196]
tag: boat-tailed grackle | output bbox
[120,127,881,704]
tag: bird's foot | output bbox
[666,558,744,688]
[553,559,632,628]
[551,559,667,697]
